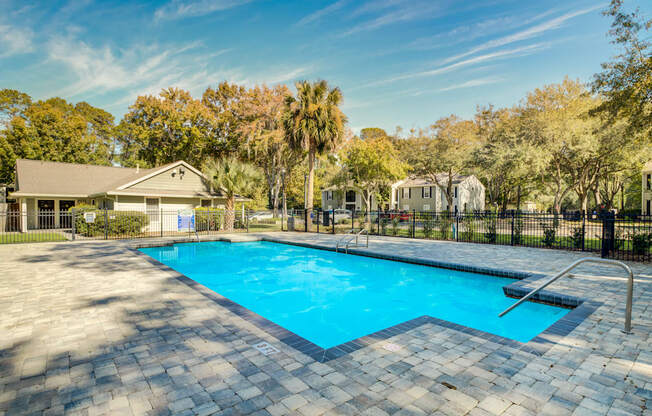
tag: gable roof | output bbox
[12,159,146,197]
[397,174,472,188]
[10,159,238,199]
[643,161,652,172]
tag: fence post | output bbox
[581,211,586,251]
[103,209,108,240]
[304,209,308,232]
[601,212,615,258]
[510,211,515,246]
[71,208,76,241]
[412,209,416,238]
[246,210,249,233]
[351,209,354,233]
[331,209,335,234]
[377,209,380,235]
[317,210,320,234]
[456,214,459,242]
[160,208,163,238]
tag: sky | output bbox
[1,0,649,134]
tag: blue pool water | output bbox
[139,241,568,348]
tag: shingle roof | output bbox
[13,159,150,197]
[11,159,235,199]
[396,174,470,187]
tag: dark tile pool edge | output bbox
[129,243,600,362]
[259,236,545,281]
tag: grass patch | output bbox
[0,232,68,244]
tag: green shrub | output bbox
[541,222,557,248]
[380,217,389,235]
[436,213,452,240]
[484,216,497,243]
[195,208,222,231]
[391,216,399,235]
[569,225,584,249]
[73,205,149,237]
[513,216,524,245]
[630,231,652,255]
[422,214,435,239]
[460,215,476,241]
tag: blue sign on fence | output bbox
[177,210,195,232]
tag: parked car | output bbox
[248,211,274,221]
[333,209,352,222]
[389,211,412,221]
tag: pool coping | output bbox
[128,237,601,362]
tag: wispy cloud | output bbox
[439,4,603,65]
[46,36,219,99]
[410,77,504,96]
[265,66,313,84]
[0,23,33,58]
[45,35,313,111]
[340,0,446,37]
[154,0,253,21]
[362,43,547,88]
[296,0,348,26]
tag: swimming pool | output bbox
[139,241,569,349]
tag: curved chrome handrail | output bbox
[498,257,634,334]
[345,229,369,253]
[335,230,355,253]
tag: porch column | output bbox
[54,199,60,228]
[20,198,27,232]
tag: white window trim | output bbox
[144,196,162,215]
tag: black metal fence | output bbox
[0,208,285,244]
[3,207,650,262]
[290,209,652,262]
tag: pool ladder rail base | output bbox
[336,229,369,254]
[498,257,634,334]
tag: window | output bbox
[346,190,356,203]
[327,191,333,200]
[423,187,431,198]
[146,198,160,221]
[402,188,409,199]
[648,200,651,215]
[423,204,430,211]
[201,200,211,208]
[648,174,651,190]
[454,186,458,198]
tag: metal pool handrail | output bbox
[345,229,369,254]
[498,257,634,334]
[335,230,355,253]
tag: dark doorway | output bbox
[345,190,356,203]
[38,200,55,229]
[59,200,75,228]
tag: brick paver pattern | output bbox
[0,232,651,416]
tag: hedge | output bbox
[72,205,150,237]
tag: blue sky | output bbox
[1,0,649,134]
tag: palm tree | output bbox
[282,80,346,229]
[203,157,261,232]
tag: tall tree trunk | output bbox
[224,196,235,232]
[306,147,315,231]
[516,185,521,212]
[282,174,287,224]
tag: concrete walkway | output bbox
[0,233,650,415]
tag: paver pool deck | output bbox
[0,232,650,416]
